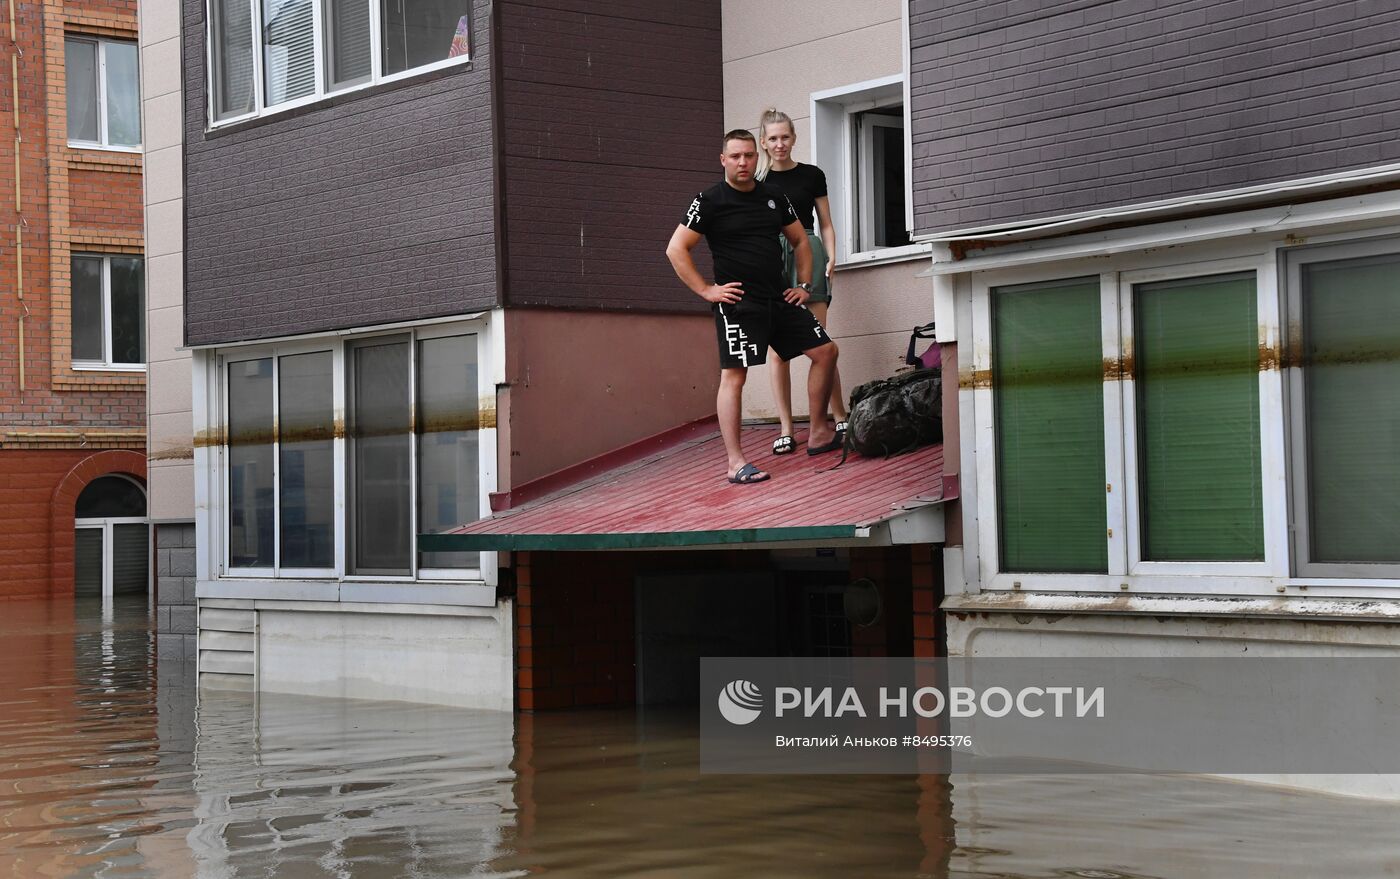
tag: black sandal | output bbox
[728,462,771,485]
[772,435,795,456]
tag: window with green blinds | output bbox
[1134,273,1263,561]
[993,278,1107,573]
[1302,252,1400,564]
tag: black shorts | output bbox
[712,297,831,369]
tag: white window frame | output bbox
[811,75,929,267]
[65,36,142,152]
[969,247,1292,597]
[1284,235,1400,581]
[206,0,472,129]
[74,473,150,614]
[211,320,492,586]
[71,253,146,372]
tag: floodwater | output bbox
[4,598,1400,878]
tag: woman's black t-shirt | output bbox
[762,163,828,231]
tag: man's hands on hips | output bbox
[702,282,745,304]
[782,286,811,306]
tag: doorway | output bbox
[74,475,149,610]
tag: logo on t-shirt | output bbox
[767,200,776,210]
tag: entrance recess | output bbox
[74,475,148,609]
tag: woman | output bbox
[756,108,848,456]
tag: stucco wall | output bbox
[720,0,932,424]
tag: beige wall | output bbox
[140,0,193,520]
[720,0,932,424]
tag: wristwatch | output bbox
[796,282,813,293]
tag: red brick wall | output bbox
[68,169,145,231]
[515,551,638,711]
[0,449,147,599]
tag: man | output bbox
[666,129,841,484]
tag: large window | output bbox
[209,0,472,124]
[1287,242,1400,578]
[65,37,141,149]
[987,269,1265,579]
[71,255,145,368]
[980,238,1400,590]
[221,328,482,579]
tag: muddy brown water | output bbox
[3,597,1400,878]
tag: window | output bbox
[209,0,472,124]
[65,37,141,149]
[71,255,145,368]
[853,107,910,253]
[812,75,919,264]
[987,270,1265,577]
[74,476,148,606]
[221,328,482,579]
[1287,241,1400,578]
[993,277,1107,573]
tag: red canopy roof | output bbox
[420,420,949,552]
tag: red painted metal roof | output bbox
[421,422,947,551]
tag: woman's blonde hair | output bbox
[755,107,794,180]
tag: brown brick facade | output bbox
[1,0,147,598]
[0,449,147,599]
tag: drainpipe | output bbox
[9,0,25,391]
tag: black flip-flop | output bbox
[772,435,795,456]
[807,435,843,456]
[728,462,771,484]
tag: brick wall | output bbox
[0,0,147,600]
[0,449,147,599]
[909,0,1400,234]
[515,550,638,711]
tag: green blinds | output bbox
[1134,273,1263,561]
[994,278,1107,573]
[1302,253,1400,564]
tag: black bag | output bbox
[905,322,939,369]
[847,367,942,458]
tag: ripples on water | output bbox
[3,597,1400,878]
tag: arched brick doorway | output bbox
[50,450,148,600]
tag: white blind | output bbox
[263,0,316,105]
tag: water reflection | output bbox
[5,598,1400,877]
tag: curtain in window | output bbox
[75,529,104,597]
[228,359,275,568]
[994,278,1108,573]
[65,40,99,143]
[279,352,335,568]
[327,0,372,89]
[1135,273,1263,561]
[351,340,411,574]
[105,42,141,146]
[112,524,149,596]
[212,0,256,120]
[263,0,316,105]
[1303,253,1400,564]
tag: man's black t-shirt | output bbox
[762,163,827,231]
[683,180,799,299]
